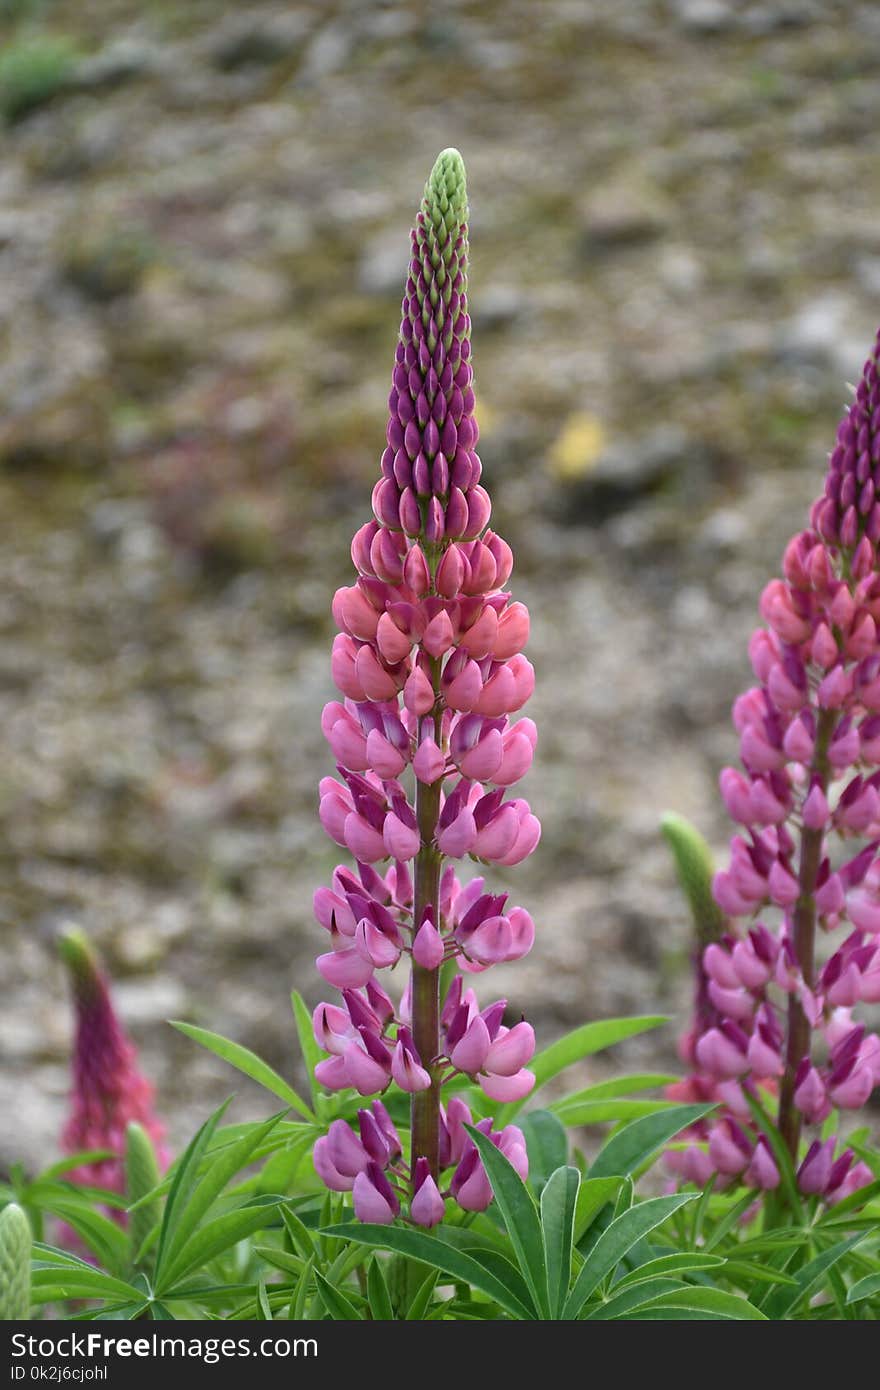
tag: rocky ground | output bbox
[3,0,880,1168]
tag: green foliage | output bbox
[10,1012,880,1320]
[0,35,77,123]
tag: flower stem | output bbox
[777,708,835,1160]
[410,659,443,1184]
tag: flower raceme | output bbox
[58,926,167,1207]
[675,332,880,1202]
[312,150,539,1224]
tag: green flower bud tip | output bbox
[423,147,468,248]
[660,811,725,945]
[57,923,102,1002]
[0,1203,32,1321]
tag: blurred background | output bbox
[3,0,880,1170]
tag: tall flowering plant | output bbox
[59,925,167,1206]
[312,149,540,1225]
[672,334,880,1203]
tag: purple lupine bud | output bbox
[694,1023,749,1079]
[365,977,396,1027]
[496,1124,529,1181]
[343,1031,391,1095]
[450,1015,491,1073]
[410,1157,445,1227]
[708,1120,752,1176]
[450,1146,493,1212]
[326,1119,371,1178]
[358,1108,391,1166]
[743,1137,780,1190]
[369,1099,402,1158]
[353,1162,400,1224]
[797,1138,836,1195]
[313,1136,355,1192]
[413,915,445,969]
[444,1097,473,1166]
[391,1026,431,1092]
[793,1060,830,1124]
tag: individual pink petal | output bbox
[478,1068,535,1101]
[316,948,375,989]
[484,1022,535,1077]
[382,812,420,861]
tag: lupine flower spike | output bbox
[674,333,880,1203]
[0,1203,31,1320]
[59,925,167,1211]
[314,149,539,1224]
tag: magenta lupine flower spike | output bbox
[677,329,880,1204]
[314,150,539,1224]
[59,926,167,1207]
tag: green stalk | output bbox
[410,656,443,1184]
[776,708,835,1161]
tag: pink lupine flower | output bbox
[311,151,539,1224]
[59,926,166,1209]
[672,327,880,1206]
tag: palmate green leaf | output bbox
[455,1248,534,1314]
[613,1251,726,1287]
[494,1016,667,1124]
[623,1286,766,1320]
[291,991,323,1110]
[701,1190,764,1252]
[292,1256,314,1320]
[573,1178,623,1245]
[157,1109,285,1287]
[763,1232,867,1320]
[280,1202,317,1260]
[562,1191,697,1320]
[158,1197,283,1292]
[541,1166,580,1318]
[847,1271,880,1304]
[367,1256,394,1321]
[315,1269,361,1320]
[555,1073,678,1103]
[154,1100,231,1276]
[554,1099,675,1126]
[719,1260,799,1290]
[321,1225,534,1319]
[816,1177,880,1222]
[30,1265,145,1307]
[521,1110,567,1194]
[254,1129,317,1196]
[37,1152,115,1181]
[171,1022,315,1121]
[588,1102,716,1180]
[256,1278,273,1321]
[253,1245,305,1278]
[465,1124,549,1318]
[39,1196,130,1276]
[406,1268,439,1320]
[585,1277,684,1320]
